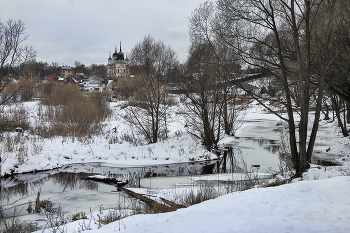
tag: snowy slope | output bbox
[1,101,217,176]
[3,99,350,233]
[36,176,350,233]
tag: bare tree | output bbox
[0,19,36,105]
[190,0,339,176]
[183,41,244,152]
[125,35,178,144]
[89,64,107,80]
[320,0,350,136]
[74,61,87,77]
[184,43,222,151]
[0,18,36,183]
[187,3,245,152]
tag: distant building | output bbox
[80,75,105,92]
[59,65,74,79]
[75,73,85,80]
[64,77,78,86]
[89,75,102,85]
[107,42,129,80]
[46,73,63,83]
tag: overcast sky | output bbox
[0,0,204,67]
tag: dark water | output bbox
[211,137,281,174]
[0,138,282,223]
[0,161,213,220]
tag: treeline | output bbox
[2,2,350,178]
[187,0,350,176]
[0,61,107,81]
[113,35,245,154]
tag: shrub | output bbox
[43,84,83,106]
[37,85,111,138]
[87,91,112,121]
[1,218,40,233]
[0,105,30,131]
[46,100,103,137]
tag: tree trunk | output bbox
[332,96,349,137]
[346,100,350,124]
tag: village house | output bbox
[64,77,78,86]
[59,65,74,79]
[75,73,85,81]
[80,75,105,92]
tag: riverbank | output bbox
[3,99,349,178]
[58,176,349,233]
[2,99,350,232]
[1,100,217,177]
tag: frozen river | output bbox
[1,136,280,225]
[1,116,283,226]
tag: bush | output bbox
[87,91,112,121]
[0,105,30,131]
[37,85,111,138]
[1,217,40,233]
[48,100,103,137]
[43,84,83,106]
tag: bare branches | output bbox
[0,19,31,69]
[124,35,178,144]
[0,19,36,106]
[188,0,342,175]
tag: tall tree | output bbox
[89,64,107,79]
[190,0,339,176]
[184,41,244,152]
[125,35,178,144]
[0,19,36,106]
[185,43,222,151]
[0,18,36,182]
[321,0,350,136]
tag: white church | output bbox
[107,42,129,80]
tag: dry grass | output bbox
[0,218,41,233]
[167,177,261,208]
[37,85,111,138]
[180,184,219,206]
[0,86,112,169]
[265,177,289,187]
[96,210,122,225]
[0,105,30,132]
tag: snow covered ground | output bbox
[2,99,350,232]
[1,100,217,176]
[52,176,349,233]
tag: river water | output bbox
[1,136,281,226]
[1,161,211,221]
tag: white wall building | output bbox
[107,42,129,80]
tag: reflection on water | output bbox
[1,138,281,223]
[1,172,99,219]
[1,173,98,203]
[1,181,29,203]
[202,147,247,174]
[252,138,280,153]
[212,138,281,174]
[0,161,214,220]
[51,172,98,192]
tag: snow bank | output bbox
[45,176,350,233]
[1,101,217,176]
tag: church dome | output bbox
[116,52,124,61]
[113,42,124,61]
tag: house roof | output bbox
[60,65,72,70]
[64,77,78,85]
